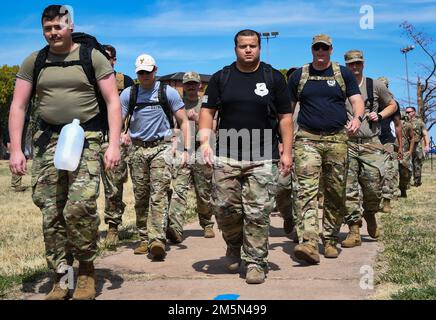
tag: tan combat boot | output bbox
[45,273,70,300]
[324,241,339,258]
[400,189,407,198]
[363,212,380,239]
[203,226,215,238]
[105,223,119,248]
[245,264,266,284]
[72,261,96,300]
[167,228,183,244]
[341,224,362,248]
[294,238,320,264]
[382,199,392,213]
[225,247,241,273]
[133,241,149,255]
[149,240,166,260]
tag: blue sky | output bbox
[1,0,435,137]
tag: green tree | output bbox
[0,65,19,154]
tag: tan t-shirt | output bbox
[17,44,113,125]
[346,77,393,138]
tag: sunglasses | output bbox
[137,68,155,75]
[312,43,331,51]
[406,111,414,114]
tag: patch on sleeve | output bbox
[202,95,208,104]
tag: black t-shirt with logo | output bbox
[202,62,292,161]
[288,64,360,132]
[379,101,401,144]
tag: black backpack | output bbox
[216,62,281,141]
[124,82,173,134]
[30,32,111,131]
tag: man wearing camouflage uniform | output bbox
[120,54,190,260]
[100,44,134,248]
[288,35,364,264]
[405,106,430,187]
[399,111,415,197]
[199,29,293,284]
[167,71,215,243]
[377,77,403,213]
[8,5,121,300]
[341,50,397,248]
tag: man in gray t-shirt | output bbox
[120,53,190,260]
[342,50,397,249]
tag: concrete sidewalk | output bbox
[24,213,378,300]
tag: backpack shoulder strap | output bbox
[78,44,96,87]
[365,77,374,110]
[124,84,138,133]
[262,62,274,98]
[32,46,50,97]
[297,64,310,99]
[332,62,347,98]
[158,82,174,129]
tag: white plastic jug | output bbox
[54,119,85,171]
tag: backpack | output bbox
[30,32,111,131]
[124,82,173,134]
[297,62,346,99]
[365,77,374,111]
[216,62,281,140]
[115,72,125,93]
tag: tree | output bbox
[0,65,19,157]
[400,21,436,130]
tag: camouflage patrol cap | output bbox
[183,71,201,84]
[378,76,389,88]
[344,50,364,64]
[312,34,332,46]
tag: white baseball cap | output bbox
[135,54,156,73]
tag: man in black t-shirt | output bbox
[287,34,364,264]
[199,29,293,284]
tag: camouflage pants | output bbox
[11,172,23,189]
[31,130,102,271]
[294,130,348,243]
[344,139,385,225]
[381,143,399,200]
[100,143,130,226]
[399,152,412,191]
[128,142,172,244]
[212,157,277,268]
[168,160,214,235]
[275,170,298,232]
[412,143,424,184]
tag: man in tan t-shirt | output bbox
[8,5,121,300]
[341,50,397,248]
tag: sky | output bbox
[1,0,435,138]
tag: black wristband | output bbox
[377,113,383,121]
[358,116,364,122]
[183,147,190,152]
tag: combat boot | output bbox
[72,261,96,300]
[245,264,266,284]
[203,226,215,238]
[294,238,320,264]
[150,240,166,260]
[45,273,70,300]
[400,188,407,198]
[382,199,392,213]
[225,247,241,273]
[133,241,149,255]
[12,186,27,192]
[166,228,183,244]
[341,224,361,248]
[283,216,295,235]
[363,212,380,239]
[104,223,119,248]
[324,241,339,258]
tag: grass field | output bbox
[0,160,197,298]
[373,159,436,300]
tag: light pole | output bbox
[400,45,415,107]
[261,31,279,63]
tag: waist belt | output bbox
[300,127,344,136]
[39,114,104,133]
[132,137,167,148]
[349,136,378,144]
